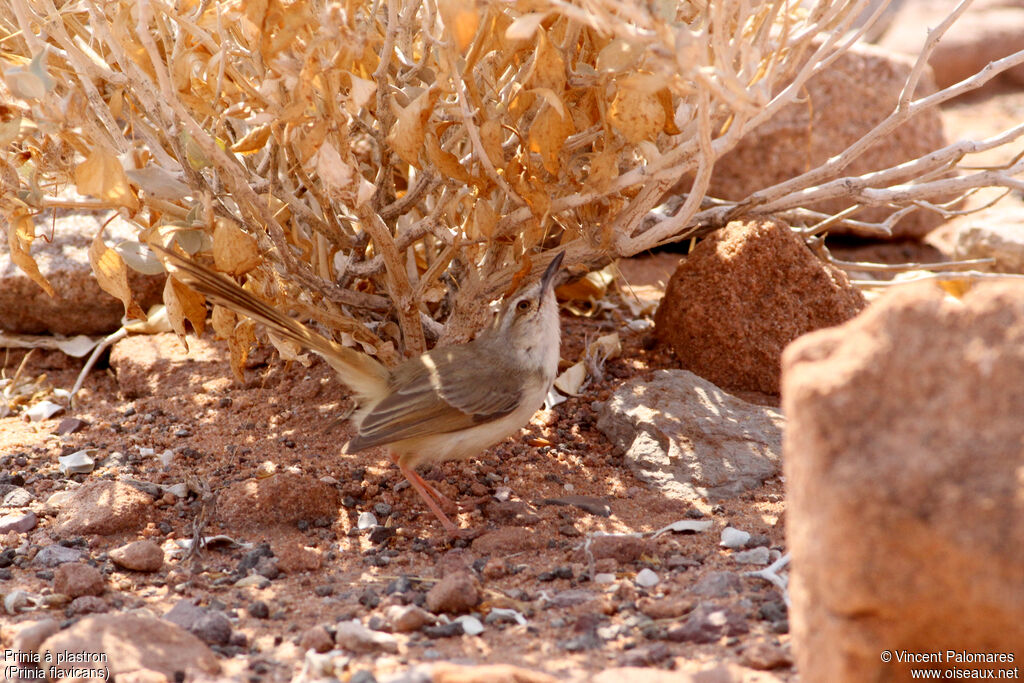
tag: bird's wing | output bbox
[347,343,522,451]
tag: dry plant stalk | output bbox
[1,0,1023,367]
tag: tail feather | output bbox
[152,245,389,400]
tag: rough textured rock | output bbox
[54,480,152,536]
[0,214,164,335]
[333,619,399,654]
[880,0,1024,89]
[783,281,1024,681]
[53,562,105,598]
[164,599,232,645]
[701,44,949,238]
[217,471,339,530]
[9,618,60,653]
[39,613,220,679]
[109,539,164,572]
[654,220,866,394]
[425,570,480,614]
[0,510,37,534]
[953,209,1024,274]
[597,370,784,501]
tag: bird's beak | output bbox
[541,251,565,293]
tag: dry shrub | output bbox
[1,0,1022,366]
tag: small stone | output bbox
[68,595,108,615]
[619,643,670,668]
[53,562,105,598]
[691,571,742,597]
[373,502,392,518]
[741,639,792,670]
[357,512,378,529]
[456,615,485,636]
[298,625,334,654]
[254,556,280,580]
[2,487,34,508]
[248,600,270,619]
[545,590,596,608]
[164,600,232,645]
[635,568,659,588]
[733,547,771,565]
[666,603,749,643]
[33,544,84,567]
[58,449,96,475]
[423,621,465,639]
[54,417,87,435]
[109,540,164,572]
[578,535,652,564]
[0,511,37,534]
[637,596,695,620]
[334,619,399,654]
[593,573,616,584]
[720,527,751,549]
[234,574,271,589]
[425,571,480,614]
[386,604,435,633]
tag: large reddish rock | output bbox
[654,220,866,394]
[782,281,1024,681]
[880,0,1024,89]
[217,471,339,530]
[39,613,220,679]
[54,480,152,536]
[109,333,226,399]
[0,213,163,335]
[705,43,948,238]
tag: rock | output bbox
[634,568,659,588]
[164,599,232,645]
[691,571,743,598]
[425,570,480,615]
[33,544,84,567]
[334,619,399,655]
[1,486,34,507]
[53,562,105,598]
[575,534,652,564]
[39,613,220,679]
[741,639,792,670]
[0,213,164,335]
[430,663,559,683]
[109,540,164,572]
[702,44,948,238]
[880,0,1024,89]
[68,595,109,614]
[10,618,60,653]
[386,604,436,633]
[298,625,334,653]
[54,480,152,536]
[719,527,751,549]
[217,472,339,530]
[782,281,1024,681]
[665,603,749,643]
[0,511,37,534]
[537,495,611,517]
[953,211,1024,274]
[637,596,695,620]
[597,370,784,500]
[471,527,545,555]
[733,547,771,565]
[653,221,866,394]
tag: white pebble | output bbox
[58,450,96,476]
[635,568,659,588]
[720,526,751,549]
[357,512,378,529]
[593,573,617,585]
[456,615,485,636]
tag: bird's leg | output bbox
[393,457,459,534]
[406,468,459,513]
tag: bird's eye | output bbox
[516,300,530,312]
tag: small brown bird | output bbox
[155,245,564,534]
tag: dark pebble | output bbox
[313,585,334,597]
[174,429,191,438]
[373,502,392,518]
[422,622,464,638]
[369,526,396,545]
[350,671,378,683]
[0,568,12,580]
[249,601,270,619]
[358,588,380,608]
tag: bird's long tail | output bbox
[152,245,389,400]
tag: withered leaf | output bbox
[7,210,55,297]
[387,88,438,168]
[608,76,666,144]
[89,231,146,321]
[425,132,474,184]
[213,220,262,276]
[528,99,574,175]
[438,0,480,53]
[230,123,272,154]
[164,274,207,343]
[525,29,565,93]
[75,148,140,210]
[228,318,256,382]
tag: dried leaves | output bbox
[0,0,873,358]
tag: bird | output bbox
[154,244,564,535]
